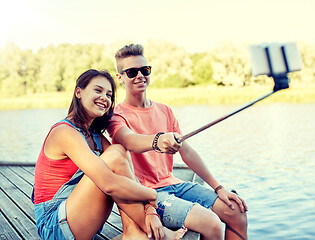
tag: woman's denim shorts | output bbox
[156,182,218,229]
[33,169,101,240]
[34,199,74,240]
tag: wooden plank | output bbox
[7,166,35,186]
[0,210,23,240]
[20,166,35,177]
[0,171,36,222]
[0,167,33,201]
[98,205,122,239]
[0,161,36,166]
[0,165,201,240]
[0,189,39,240]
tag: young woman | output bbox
[32,69,186,240]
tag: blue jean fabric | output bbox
[156,182,218,229]
[33,119,104,240]
[34,169,84,240]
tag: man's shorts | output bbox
[156,182,218,229]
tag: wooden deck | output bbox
[0,163,201,240]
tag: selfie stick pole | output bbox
[176,47,290,143]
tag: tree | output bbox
[191,52,214,85]
[209,42,252,87]
[0,43,28,96]
[145,40,193,88]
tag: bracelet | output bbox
[152,132,165,152]
[214,185,223,194]
[144,204,156,213]
[145,212,161,220]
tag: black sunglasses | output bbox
[120,66,152,78]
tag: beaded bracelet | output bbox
[214,185,224,194]
[145,212,161,220]
[144,203,156,213]
[152,132,165,152]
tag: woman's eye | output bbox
[95,89,102,93]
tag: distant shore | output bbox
[1,85,314,110]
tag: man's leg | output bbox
[212,198,247,240]
[157,182,247,240]
[156,187,223,240]
[178,182,247,240]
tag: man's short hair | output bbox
[115,44,144,72]
[115,44,144,60]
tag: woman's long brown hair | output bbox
[67,69,116,136]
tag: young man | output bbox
[108,44,248,240]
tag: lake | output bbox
[1,103,315,239]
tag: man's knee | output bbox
[226,200,248,228]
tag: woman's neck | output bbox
[66,115,92,131]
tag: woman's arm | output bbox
[45,125,157,202]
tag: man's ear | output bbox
[75,87,82,99]
[116,73,125,85]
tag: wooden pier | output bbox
[0,163,201,240]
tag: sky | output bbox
[1,0,314,53]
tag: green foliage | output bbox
[145,40,193,88]
[0,40,314,99]
[191,52,215,85]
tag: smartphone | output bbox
[249,42,302,77]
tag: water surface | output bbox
[1,104,314,239]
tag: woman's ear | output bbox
[75,87,82,99]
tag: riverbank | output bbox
[1,85,314,110]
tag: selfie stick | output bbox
[176,44,295,144]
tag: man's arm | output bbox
[114,126,181,154]
[179,142,247,212]
[179,142,220,189]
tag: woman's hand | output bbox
[216,188,248,213]
[145,204,164,239]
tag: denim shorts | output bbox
[33,168,102,240]
[34,199,74,240]
[156,182,218,229]
[33,169,104,240]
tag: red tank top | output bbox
[33,122,79,204]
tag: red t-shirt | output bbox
[107,101,183,189]
[33,122,79,204]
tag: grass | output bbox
[0,85,314,110]
[148,84,315,105]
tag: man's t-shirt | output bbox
[107,101,183,189]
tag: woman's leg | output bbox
[65,144,185,240]
[103,145,187,240]
[184,204,223,240]
[66,174,114,240]
[104,145,150,240]
[65,145,138,240]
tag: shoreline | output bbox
[1,85,314,110]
